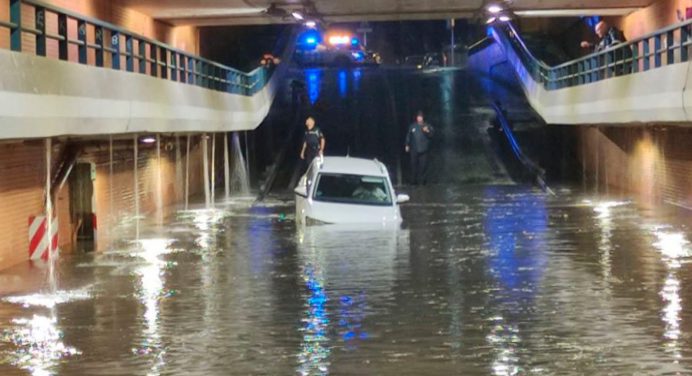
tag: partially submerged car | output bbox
[294,156,409,225]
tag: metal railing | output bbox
[491,20,692,90]
[1,0,270,95]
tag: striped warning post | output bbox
[28,215,59,261]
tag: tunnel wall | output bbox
[578,125,692,209]
[470,42,692,208]
[470,32,692,125]
[0,0,199,54]
[0,136,214,270]
[610,0,686,42]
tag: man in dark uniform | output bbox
[405,111,434,185]
[300,116,325,165]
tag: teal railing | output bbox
[2,0,270,95]
[490,20,692,90]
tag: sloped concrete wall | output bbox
[469,34,692,125]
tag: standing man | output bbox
[580,20,631,75]
[580,20,626,52]
[405,111,434,185]
[300,116,325,166]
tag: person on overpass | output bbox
[300,116,325,165]
[580,20,627,52]
[580,20,632,75]
[405,111,434,185]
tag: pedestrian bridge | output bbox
[0,0,294,140]
[470,20,692,125]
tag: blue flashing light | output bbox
[351,37,359,46]
[351,51,364,62]
[298,30,321,51]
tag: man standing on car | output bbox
[300,116,325,166]
[405,111,434,185]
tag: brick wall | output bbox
[0,0,198,56]
[0,141,72,269]
[610,0,687,40]
[81,136,207,251]
[0,135,215,270]
[578,126,692,209]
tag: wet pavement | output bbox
[1,184,691,375]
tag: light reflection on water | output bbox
[1,189,692,375]
[651,228,691,364]
[2,315,80,376]
[130,238,174,375]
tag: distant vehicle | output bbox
[403,55,426,69]
[403,53,441,69]
[295,29,380,67]
[294,156,409,225]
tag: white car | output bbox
[294,156,409,225]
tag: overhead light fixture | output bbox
[487,4,503,14]
[486,16,497,24]
[292,11,304,20]
[499,14,511,22]
[305,20,316,28]
[140,136,156,144]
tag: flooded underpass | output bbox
[1,185,691,375]
[2,67,692,375]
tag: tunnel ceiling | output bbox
[122,0,655,26]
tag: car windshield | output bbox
[313,173,392,206]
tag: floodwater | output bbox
[1,185,691,375]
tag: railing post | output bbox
[606,52,613,78]
[643,38,651,71]
[160,47,168,79]
[179,55,187,83]
[77,21,87,64]
[170,52,177,81]
[632,42,639,73]
[111,32,120,69]
[125,35,134,72]
[10,0,21,52]
[666,30,674,65]
[654,35,662,68]
[95,26,104,67]
[187,58,195,85]
[682,25,690,63]
[138,39,146,74]
[34,6,46,56]
[150,44,158,77]
[197,61,209,88]
[57,14,68,60]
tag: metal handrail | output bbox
[492,20,692,90]
[490,102,552,194]
[1,0,276,96]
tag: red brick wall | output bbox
[578,126,692,209]
[0,141,72,269]
[610,0,687,40]
[88,136,207,251]
[0,135,212,270]
[0,0,198,56]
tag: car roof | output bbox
[315,156,388,177]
